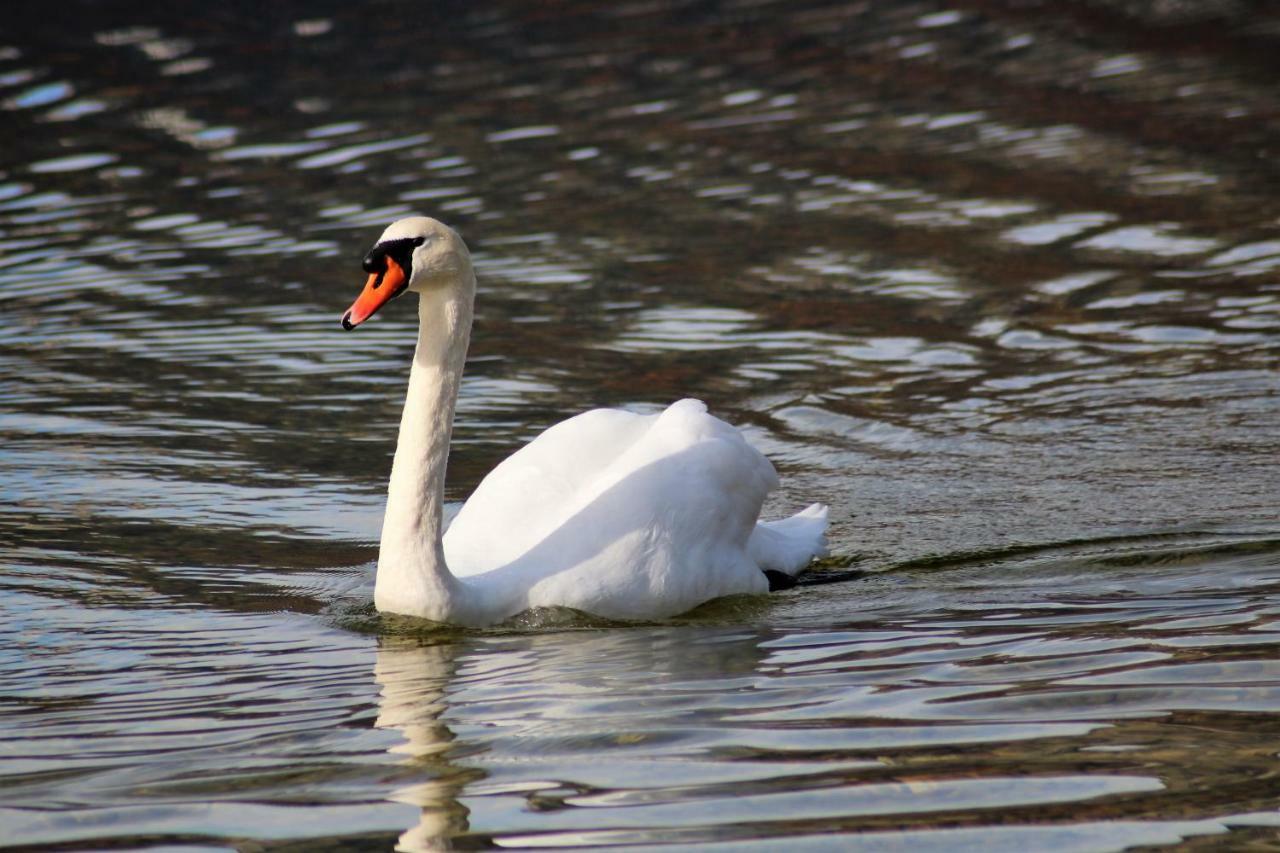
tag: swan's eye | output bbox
[413,236,425,247]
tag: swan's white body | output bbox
[346,217,828,626]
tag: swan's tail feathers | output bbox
[748,503,830,576]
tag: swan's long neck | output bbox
[373,272,475,622]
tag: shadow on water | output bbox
[1,0,1279,848]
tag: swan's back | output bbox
[443,399,779,605]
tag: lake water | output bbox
[3,0,1279,849]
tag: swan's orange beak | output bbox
[342,255,407,330]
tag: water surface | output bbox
[2,0,1279,849]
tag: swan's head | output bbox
[341,216,471,330]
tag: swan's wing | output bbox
[443,405,658,575]
[443,399,780,586]
[446,398,783,617]
[509,398,781,616]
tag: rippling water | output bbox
[3,0,1279,849]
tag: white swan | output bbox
[342,216,829,626]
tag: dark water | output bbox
[3,0,1280,849]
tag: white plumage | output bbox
[342,217,828,626]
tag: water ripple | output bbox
[2,0,1278,848]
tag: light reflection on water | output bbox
[2,0,1279,848]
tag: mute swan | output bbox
[342,216,829,626]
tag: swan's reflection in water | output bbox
[374,638,477,852]
[371,624,773,850]
[368,602,1280,850]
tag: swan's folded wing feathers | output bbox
[443,406,655,575]
[518,399,780,615]
[443,399,778,589]
[653,399,778,486]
